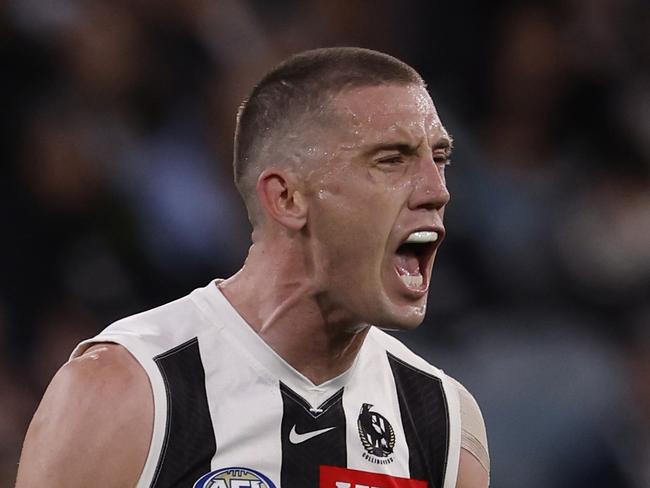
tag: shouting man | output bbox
[17,47,489,488]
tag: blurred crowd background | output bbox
[1,0,649,486]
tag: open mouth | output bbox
[393,231,440,292]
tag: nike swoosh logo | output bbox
[289,425,336,444]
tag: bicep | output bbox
[15,344,153,488]
[457,448,490,488]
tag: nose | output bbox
[408,156,450,211]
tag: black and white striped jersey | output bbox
[72,280,462,488]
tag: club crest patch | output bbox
[357,403,396,464]
[193,467,277,488]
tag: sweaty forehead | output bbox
[330,84,444,141]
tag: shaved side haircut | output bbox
[233,47,424,226]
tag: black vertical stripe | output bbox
[280,383,347,486]
[151,338,216,488]
[388,353,450,488]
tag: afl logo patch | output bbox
[193,467,277,488]
[357,403,396,464]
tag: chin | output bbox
[351,282,428,331]
[371,301,428,331]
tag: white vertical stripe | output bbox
[199,325,284,487]
[342,347,411,478]
[441,373,461,488]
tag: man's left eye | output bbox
[434,155,452,166]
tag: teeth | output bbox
[405,231,438,244]
[399,274,423,288]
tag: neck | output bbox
[219,235,369,385]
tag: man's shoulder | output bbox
[66,343,149,387]
[16,344,152,487]
[55,343,153,432]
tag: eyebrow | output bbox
[363,142,420,156]
[364,135,454,157]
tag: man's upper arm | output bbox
[450,377,490,488]
[457,448,490,488]
[15,343,154,488]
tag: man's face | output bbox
[303,83,451,330]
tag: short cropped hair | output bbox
[233,47,424,226]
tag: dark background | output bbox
[1,0,649,486]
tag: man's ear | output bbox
[256,168,308,230]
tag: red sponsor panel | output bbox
[320,466,428,488]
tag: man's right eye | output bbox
[378,155,403,165]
